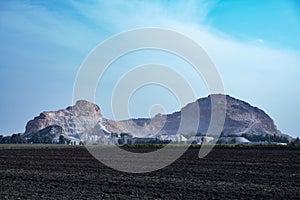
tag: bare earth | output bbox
[0,145,300,199]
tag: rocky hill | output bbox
[23,94,292,143]
[24,100,102,137]
[104,94,286,137]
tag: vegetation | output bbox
[241,133,289,143]
[131,138,170,145]
[290,137,300,146]
[0,131,296,146]
[0,133,25,144]
[59,135,71,145]
[27,134,54,144]
[110,132,118,138]
[118,133,133,145]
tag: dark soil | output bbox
[0,145,299,199]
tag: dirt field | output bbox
[0,145,299,199]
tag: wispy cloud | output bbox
[0,0,299,137]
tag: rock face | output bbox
[220,95,280,135]
[23,95,291,141]
[24,100,102,137]
[105,94,286,137]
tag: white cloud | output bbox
[1,0,299,137]
[68,0,300,136]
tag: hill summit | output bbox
[23,94,292,144]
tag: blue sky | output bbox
[0,0,299,138]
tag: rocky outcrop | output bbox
[24,100,102,136]
[106,94,287,138]
[23,95,292,141]
[221,95,281,136]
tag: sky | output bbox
[0,0,299,138]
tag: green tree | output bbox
[191,140,197,145]
[11,133,23,144]
[110,133,118,138]
[231,138,237,144]
[59,135,66,144]
[29,134,41,143]
[43,135,53,144]
[120,133,132,138]
[0,136,11,144]
[118,138,125,145]
[292,137,300,145]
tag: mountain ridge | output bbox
[23,94,293,144]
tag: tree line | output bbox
[0,134,70,144]
[0,133,24,144]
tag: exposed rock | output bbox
[106,94,289,139]
[24,100,102,137]
[23,95,292,142]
